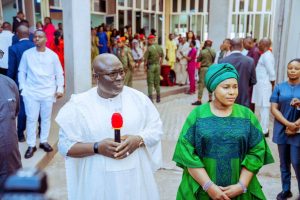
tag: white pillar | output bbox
[62,0,92,97]
[41,0,50,19]
[208,0,231,49]
[0,0,3,24]
[272,0,300,83]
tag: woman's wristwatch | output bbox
[238,181,247,193]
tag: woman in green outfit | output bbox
[173,63,274,200]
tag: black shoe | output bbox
[156,95,160,103]
[39,142,53,152]
[24,146,37,159]
[191,100,202,106]
[276,191,293,200]
[18,137,26,142]
[264,131,269,137]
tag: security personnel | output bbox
[116,37,135,87]
[144,35,164,103]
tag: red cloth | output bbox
[49,39,65,71]
[43,23,56,48]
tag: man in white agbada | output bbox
[56,54,163,200]
[175,37,189,86]
[252,38,276,137]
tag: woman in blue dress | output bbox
[270,58,300,200]
[97,25,108,54]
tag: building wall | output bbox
[169,0,209,40]
[164,0,170,45]
[3,1,16,24]
[208,0,230,50]
[107,0,116,14]
[273,0,300,83]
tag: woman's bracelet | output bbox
[202,180,214,192]
[238,181,247,193]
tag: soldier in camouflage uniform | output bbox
[116,37,135,87]
[144,35,164,103]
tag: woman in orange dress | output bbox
[50,31,64,73]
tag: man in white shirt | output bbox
[175,37,189,86]
[0,22,14,75]
[18,30,64,158]
[56,54,163,200]
[252,38,276,137]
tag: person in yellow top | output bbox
[106,25,112,51]
[91,28,99,65]
[165,33,177,69]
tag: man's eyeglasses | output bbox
[94,69,125,80]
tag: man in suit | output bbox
[219,38,257,108]
[12,11,25,33]
[12,20,34,45]
[7,25,35,142]
[243,37,261,112]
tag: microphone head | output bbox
[111,113,123,129]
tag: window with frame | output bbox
[49,0,61,7]
[94,0,106,12]
[128,0,133,7]
[136,0,141,8]
[198,0,204,12]
[190,0,195,12]
[181,0,186,12]
[248,0,254,12]
[118,0,125,7]
[239,0,245,12]
[159,0,163,12]
[144,0,149,10]
[173,0,178,12]
[151,0,156,11]
[119,10,124,29]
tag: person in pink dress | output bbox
[181,40,197,94]
[43,17,55,48]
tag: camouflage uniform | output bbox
[198,47,216,100]
[116,46,135,87]
[144,44,164,100]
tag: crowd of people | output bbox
[0,10,300,200]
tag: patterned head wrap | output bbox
[204,63,239,93]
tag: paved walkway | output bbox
[44,92,299,200]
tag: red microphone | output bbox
[111,113,123,143]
